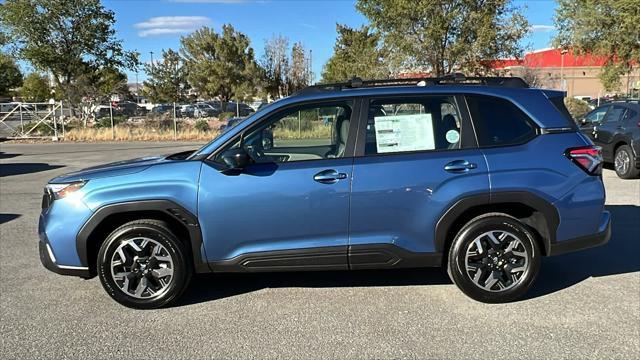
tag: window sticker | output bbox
[374,113,435,153]
[446,129,460,144]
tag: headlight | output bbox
[46,181,87,199]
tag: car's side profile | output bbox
[39,77,611,308]
[579,101,640,179]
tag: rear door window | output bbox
[364,96,464,155]
[465,95,537,147]
[602,105,626,123]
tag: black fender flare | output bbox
[76,200,209,273]
[434,191,559,255]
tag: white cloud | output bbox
[300,23,318,30]
[134,16,212,37]
[530,24,555,33]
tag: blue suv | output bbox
[39,77,611,308]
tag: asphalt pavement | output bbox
[1,142,639,359]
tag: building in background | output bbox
[491,48,640,99]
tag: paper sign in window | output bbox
[374,114,435,153]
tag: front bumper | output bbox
[548,210,611,256]
[39,237,91,278]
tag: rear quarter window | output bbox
[465,95,537,147]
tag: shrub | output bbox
[195,120,210,132]
[22,121,55,136]
[94,115,127,128]
[218,112,235,121]
[564,98,592,122]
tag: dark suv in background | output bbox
[579,101,640,178]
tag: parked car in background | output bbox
[193,103,221,118]
[150,104,174,115]
[179,104,196,118]
[225,102,255,117]
[249,100,266,111]
[39,76,611,308]
[117,101,147,116]
[579,100,640,178]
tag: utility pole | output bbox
[135,71,140,104]
[560,48,568,92]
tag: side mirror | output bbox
[221,147,250,170]
[581,118,587,125]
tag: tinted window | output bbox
[585,106,609,124]
[603,106,626,123]
[623,108,638,122]
[364,96,463,155]
[466,95,536,147]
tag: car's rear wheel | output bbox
[97,219,191,309]
[447,213,540,303]
[614,145,640,179]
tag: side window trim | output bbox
[353,94,474,157]
[208,97,361,164]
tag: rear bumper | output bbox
[39,236,91,278]
[548,210,611,256]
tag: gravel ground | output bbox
[1,142,639,359]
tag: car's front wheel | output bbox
[97,219,191,309]
[614,145,640,179]
[447,213,541,303]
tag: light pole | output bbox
[135,71,139,104]
[560,48,568,92]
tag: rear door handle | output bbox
[313,169,347,184]
[444,160,477,173]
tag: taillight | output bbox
[566,146,603,175]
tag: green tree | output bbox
[181,25,260,104]
[262,35,290,98]
[322,24,387,83]
[0,0,138,104]
[288,42,310,93]
[0,52,22,97]
[554,0,640,92]
[19,73,50,102]
[356,0,529,76]
[142,49,189,103]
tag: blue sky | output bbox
[103,0,559,82]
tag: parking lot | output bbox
[1,142,638,359]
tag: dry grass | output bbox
[273,123,332,140]
[64,126,219,141]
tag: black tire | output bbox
[97,219,192,309]
[447,213,541,303]
[614,145,640,179]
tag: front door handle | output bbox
[444,160,477,173]
[313,169,347,184]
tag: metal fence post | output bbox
[109,101,115,140]
[173,102,177,140]
[53,105,58,140]
[19,103,24,134]
[60,101,65,139]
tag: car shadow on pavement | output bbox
[0,163,64,177]
[0,151,21,159]
[176,204,639,307]
[178,268,451,307]
[0,213,21,225]
[528,204,640,299]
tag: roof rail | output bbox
[295,74,529,95]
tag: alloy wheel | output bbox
[110,237,174,299]
[464,230,529,292]
[615,149,630,175]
